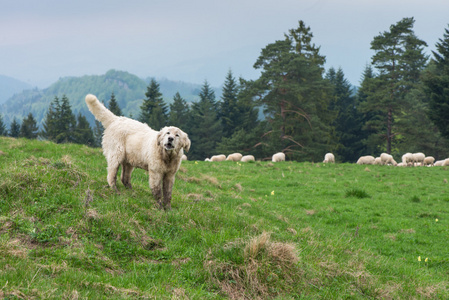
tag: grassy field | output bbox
[1,137,449,299]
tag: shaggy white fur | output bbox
[85,94,190,210]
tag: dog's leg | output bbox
[148,171,163,209]
[121,163,134,189]
[107,161,120,192]
[162,175,175,210]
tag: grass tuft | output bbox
[345,188,371,199]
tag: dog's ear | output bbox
[157,129,165,146]
[181,132,191,152]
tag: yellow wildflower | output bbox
[436,218,439,222]
[418,256,421,262]
[425,258,428,262]
[271,191,275,196]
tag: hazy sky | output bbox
[1,0,448,88]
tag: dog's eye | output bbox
[176,134,179,137]
[166,132,170,135]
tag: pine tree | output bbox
[41,96,61,141]
[41,95,77,143]
[364,17,428,153]
[424,25,449,139]
[219,70,240,138]
[0,114,7,136]
[246,20,336,161]
[57,95,77,143]
[93,120,104,147]
[74,113,95,146]
[326,67,364,162]
[19,113,39,139]
[168,92,190,129]
[9,118,20,138]
[108,92,122,116]
[189,81,222,160]
[139,79,168,130]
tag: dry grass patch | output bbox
[206,232,301,299]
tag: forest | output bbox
[1,17,449,163]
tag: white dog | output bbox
[85,94,190,210]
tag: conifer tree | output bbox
[139,79,168,130]
[57,95,77,143]
[93,120,104,147]
[41,95,77,143]
[168,92,190,129]
[74,113,95,146]
[19,113,39,139]
[424,25,449,139]
[245,20,336,161]
[189,81,222,160]
[41,96,61,141]
[0,114,6,136]
[363,17,428,153]
[9,118,20,138]
[108,92,122,116]
[219,70,240,139]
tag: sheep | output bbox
[380,153,397,166]
[226,153,243,162]
[434,159,446,166]
[402,153,414,166]
[443,159,449,166]
[374,157,382,165]
[423,156,435,166]
[182,154,188,161]
[356,155,375,165]
[323,153,335,163]
[412,152,425,166]
[272,152,286,162]
[241,155,255,162]
[205,158,211,162]
[210,154,226,162]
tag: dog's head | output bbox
[157,126,191,152]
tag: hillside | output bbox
[0,75,33,105]
[1,137,448,298]
[0,70,221,127]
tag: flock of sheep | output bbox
[198,152,286,163]
[355,152,448,167]
[182,151,447,166]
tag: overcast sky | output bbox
[1,0,448,88]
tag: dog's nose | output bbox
[168,137,174,142]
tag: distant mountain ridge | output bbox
[0,69,221,128]
[0,75,33,105]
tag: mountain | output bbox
[0,69,221,128]
[0,75,33,105]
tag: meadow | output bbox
[1,137,448,299]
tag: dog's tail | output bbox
[85,94,117,129]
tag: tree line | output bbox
[1,17,449,162]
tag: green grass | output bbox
[1,137,449,298]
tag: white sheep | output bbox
[210,154,226,162]
[356,155,375,165]
[182,154,188,161]
[374,157,382,165]
[226,153,243,162]
[241,155,255,162]
[323,153,335,163]
[423,156,435,166]
[412,152,425,166]
[380,153,397,166]
[402,153,414,166]
[272,152,286,162]
[434,159,446,166]
[443,159,449,166]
